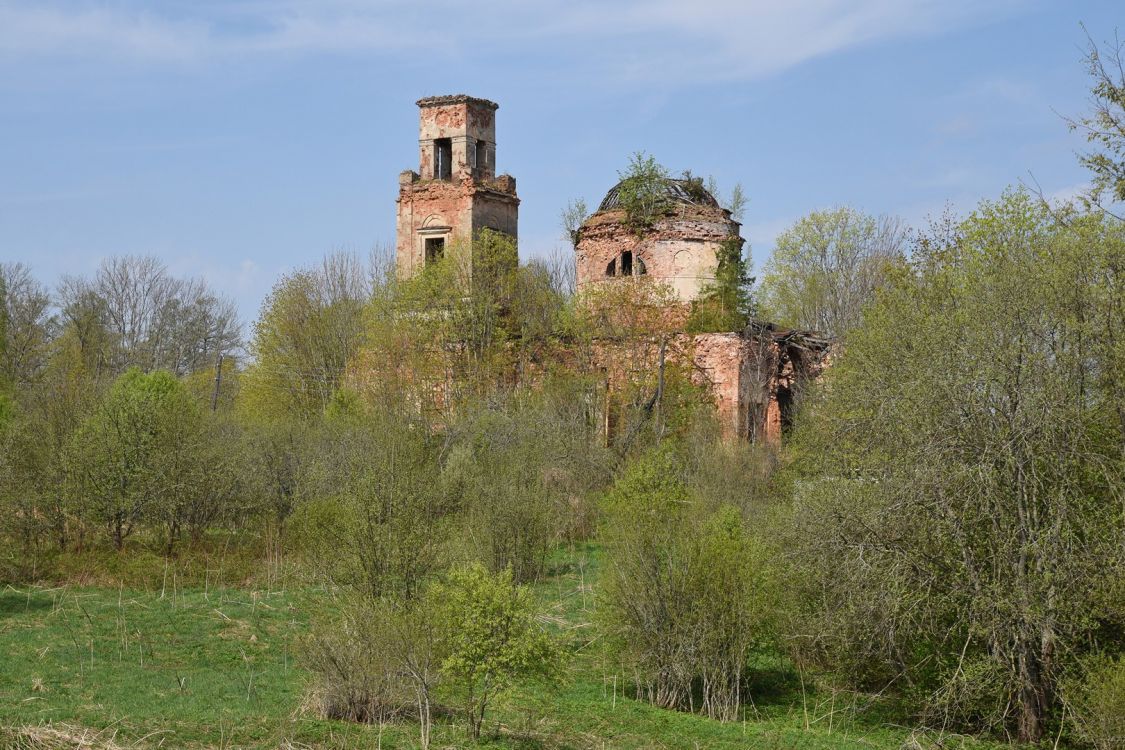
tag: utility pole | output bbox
[211,353,224,412]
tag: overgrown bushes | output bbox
[599,447,775,721]
[1065,655,1125,750]
[779,192,1125,742]
[303,565,559,746]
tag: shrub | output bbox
[1065,655,1125,750]
[303,597,437,729]
[599,447,773,720]
[434,564,560,740]
[304,565,559,746]
[289,409,449,600]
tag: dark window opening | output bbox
[620,250,633,277]
[777,386,794,433]
[425,237,445,264]
[636,257,647,275]
[475,140,488,172]
[605,258,616,277]
[435,138,452,180]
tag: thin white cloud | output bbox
[580,0,1019,81]
[0,0,1026,83]
[0,4,207,62]
[236,258,261,294]
[971,74,1040,105]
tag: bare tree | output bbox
[59,256,241,377]
[0,263,54,389]
[703,176,747,222]
[545,246,577,298]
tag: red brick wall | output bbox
[576,205,741,303]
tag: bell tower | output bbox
[395,95,519,279]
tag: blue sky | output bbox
[0,0,1120,324]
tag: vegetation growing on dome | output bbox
[600,156,732,236]
[678,170,711,204]
[613,152,673,234]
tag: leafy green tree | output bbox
[463,228,519,361]
[434,563,559,740]
[243,418,313,532]
[509,260,569,349]
[758,207,906,336]
[444,380,613,583]
[67,368,204,550]
[358,229,562,417]
[241,252,370,420]
[782,190,1125,741]
[170,414,249,548]
[599,448,694,708]
[690,506,770,721]
[687,236,755,332]
[290,403,449,600]
[4,295,115,555]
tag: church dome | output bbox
[596,177,721,212]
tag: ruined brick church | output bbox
[395,95,830,443]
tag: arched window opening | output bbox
[621,251,633,277]
[636,257,647,276]
[605,258,616,277]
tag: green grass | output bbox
[0,583,314,747]
[0,548,1005,749]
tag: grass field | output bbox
[0,548,1002,749]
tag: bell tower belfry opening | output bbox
[395,95,519,280]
